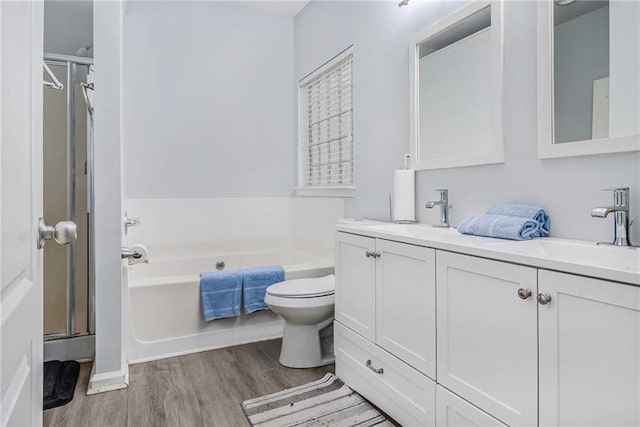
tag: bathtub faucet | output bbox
[121,247,142,259]
[121,246,149,266]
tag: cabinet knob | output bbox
[517,288,532,300]
[365,250,373,258]
[366,359,384,374]
[537,293,552,305]
[372,251,381,258]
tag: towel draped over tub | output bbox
[200,265,285,321]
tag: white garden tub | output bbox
[125,236,334,363]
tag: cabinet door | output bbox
[376,239,436,379]
[436,386,507,427]
[436,251,537,427]
[335,232,376,341]
[539,270,640,427]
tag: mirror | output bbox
[410,1,504,170]
[537,0,640,158]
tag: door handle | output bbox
[37,217,77,249]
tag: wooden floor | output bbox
[44,339,334,427]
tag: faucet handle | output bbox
[602,188,629,207]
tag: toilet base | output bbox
[278,323,334,368]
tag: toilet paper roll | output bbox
[393,170,415,222]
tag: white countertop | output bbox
[336,219,640,286]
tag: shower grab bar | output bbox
[43,62,64,90]
[80,82,94,117]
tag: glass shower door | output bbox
[43,58,93,340]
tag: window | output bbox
[297,47,354,197]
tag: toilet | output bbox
[265,274,335,368]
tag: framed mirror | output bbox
[409,1,504,170]
[537,0,640,158]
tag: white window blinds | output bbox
[298,50,354,191]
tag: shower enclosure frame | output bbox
[43,52,95,341]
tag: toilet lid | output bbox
[267,274,335,298]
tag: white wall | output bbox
[122,1,295,198]
[123,197,343,258]
[294,0,640,244]
[44,0,93,56]
[92,0,126,390]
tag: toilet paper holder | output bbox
[389,192,418,224]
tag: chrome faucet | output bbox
[121,247,143,260]
[425,189,451,227]
[124,210,140,236]
[591,188,633,246]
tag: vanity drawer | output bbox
[334,321,436,426]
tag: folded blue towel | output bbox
[457,214,539,240]
[486,204,550,236]
[200,270,243,321]
[242,265,285,314]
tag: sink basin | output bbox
[363,223,459,239]
[491,239,640,274]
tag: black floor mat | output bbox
[43,360,80,410]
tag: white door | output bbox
[436,251,538,427]
[1,1,44,426]
[539,270,640,427]
[335,232,376,341]
[375,239,435,379]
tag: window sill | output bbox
[294,186,356,198]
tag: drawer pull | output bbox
[366,359,384,374]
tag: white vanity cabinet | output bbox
[436,251,538,427]
[335,232,437,426]
[538,270,640,426]
[335,233,376,341]
[334,224,640,427]
[436,385,507,427]
[375,239,436,378]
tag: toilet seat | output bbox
[266,274,335,298]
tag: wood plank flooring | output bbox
[44,339,334,427]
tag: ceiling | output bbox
[226,1,311,18]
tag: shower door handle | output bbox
[37,217,77,249]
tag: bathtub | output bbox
[125,236,334,363]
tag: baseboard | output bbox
[44,335,95,362]
[86,362,129,395]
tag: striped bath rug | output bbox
[241,373,393,426]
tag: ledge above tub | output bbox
[336,221,640,286]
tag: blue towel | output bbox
[200,270,242,321]
[242,265,285,314]
[457,214,539,241]
[486,204,550,237]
